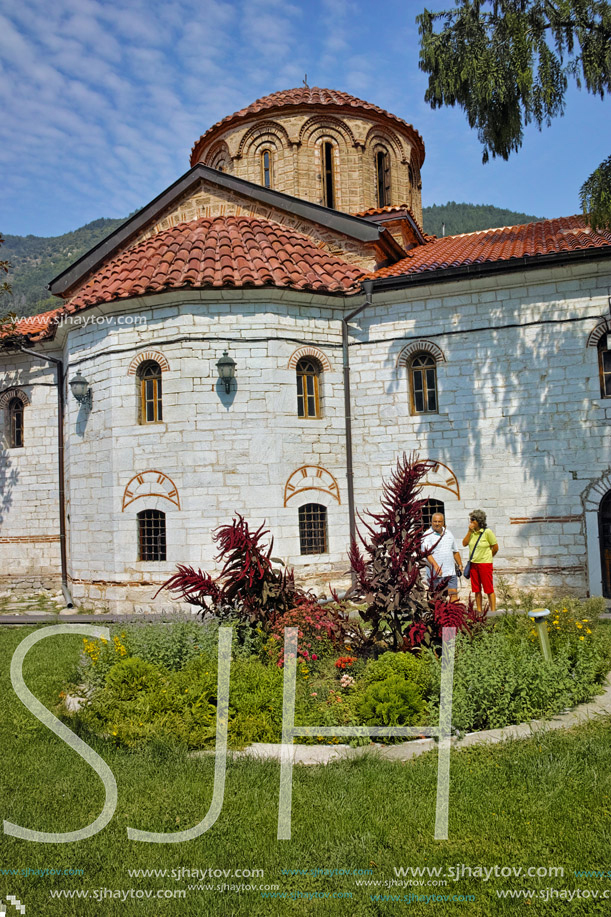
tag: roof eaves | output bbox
[368,245,611,291]
[48,165,383,298]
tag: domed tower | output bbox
[190,87,425,227]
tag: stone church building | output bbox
[2,86,611,612]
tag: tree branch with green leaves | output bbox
[418,0,611,229]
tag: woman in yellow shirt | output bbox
[462,509,499,613]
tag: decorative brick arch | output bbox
[127,351,170,375]
[363,125,405,159]
[237,120,291,158]
[206,140,232,171]
[586,318,611,348]
[284,464,341,506]
[299,116,356,149]
[583,473,611,512]
[122,470,180,511]
[397,340,446,367]
[287,346,332,372]
[0,388,30,409]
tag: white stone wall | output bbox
[3,258,611,609]
[61,291,350,611]
[0,351,61,589]
[349,261,611,594]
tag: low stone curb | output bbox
[225,676,611,766]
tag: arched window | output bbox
[376,149,391,207]
[409,353,438,414]
[138,360,163,423]
[598,337,611,397]
[299,503,328,555]
[296,357,321,418]
[138,509,166,561]
[261,149,273,188]
[321,141,335,208]
[8,397,24,448]
[421,498,445,530]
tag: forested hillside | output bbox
[1,203,546,317]
[423,202,543,237]
[0,218,126,317]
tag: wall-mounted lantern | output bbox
[216,350,236,394]
[528,608,552,661]
[69,370,92,407]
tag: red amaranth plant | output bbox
[159,514,308,628]
[348,452,470,652]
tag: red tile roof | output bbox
[0,308,63,342]
[62,215,363,313]
[190,87,425,167]
[371,215,611,280]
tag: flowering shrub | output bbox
[335,656,356,670]
[266,601,349,667]
[340,674,355,689]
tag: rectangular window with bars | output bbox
[138,509,166,561]
[298,503,328,555]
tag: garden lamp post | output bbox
[528,608,552,661]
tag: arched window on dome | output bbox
[409,352,438,415]
[598,336,611,398]
[376,149,391,207]
[260,149,273,189]
[137,360,163,424]
[296,357,322,419]
[8,397,24,448]
[321,141,336,208]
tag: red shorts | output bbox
[470,563,494,594]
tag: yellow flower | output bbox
[576,623,583,629]
[587,629,592,634]
[562,609,568,613]
[582,619,589,623]
[579,636,585,641]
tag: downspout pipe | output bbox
[343,278,374,586]
[17,345,73,608]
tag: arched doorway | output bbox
[599,492,611,597]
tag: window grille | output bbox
[421,498,445,530]
[138,509,166,561]
[299,503,328,555]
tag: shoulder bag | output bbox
[463,528,486,579]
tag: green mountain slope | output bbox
[1,203,546,318]
[422,201,544,237]
[1,218,126,317]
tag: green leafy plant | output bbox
[356,675,426,728]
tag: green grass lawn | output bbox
[1,625,611,916]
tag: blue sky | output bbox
[0,0,609,237]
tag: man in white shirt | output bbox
[421,513,463,598]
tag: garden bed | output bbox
[63,596,611,752]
